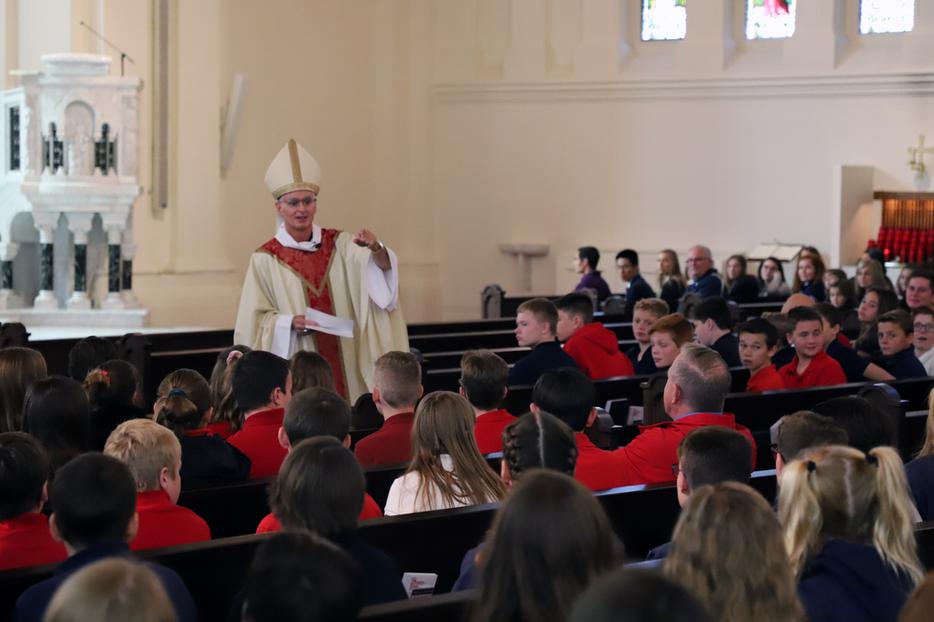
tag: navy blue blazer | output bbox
[507,341,578,386]
[686,270,723,299]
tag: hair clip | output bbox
[806,460,817,472]
[866,453,878,465]
[226,350,244,366]
[168,388,188,399]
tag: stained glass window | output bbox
[746,0,796,40]
[641,0,687,42]
[859,0,915,34]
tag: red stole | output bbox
[259,229,349,399]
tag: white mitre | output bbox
[265,139,323,199]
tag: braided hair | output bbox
[501,411,577,482]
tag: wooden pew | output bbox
[410,323,634,356]
[360,591,474,622]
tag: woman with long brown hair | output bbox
[384,391,505,515]
[779,445,923,622]
[664,482,803,622]
[0,347,47,432]
[657,249,686,311]
[471,470,621,622]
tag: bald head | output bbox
[686,246,714,281]
[781,293,815,314]
[664,343,730,417]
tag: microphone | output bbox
[79,21,135,76]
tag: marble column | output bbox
[32,216,58,310]
[101,226,126,309]
[0,243,22,309]
[66,214,94,310]
[120,214,140,308]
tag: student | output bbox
[777,307,846,389]
[290,350,335,393]
[241,532,363,622]
[854,259,891,302]
[42,558,176,622]
[664,483,803,622]
[508,297,578,386]
[226,350,292,478]
[0,433,66,570]
[771,410,848,482]
[758,256,790,300]
[688,297,741,367]
[792,253,827,302]
[353,351,423,468]
[452,410,579,592]
[905,390,934,520]
[824,268,847,292]
[14,454,196,622]
[459,350,515,454]
[569,569,712,622]
[104,419,211,551]
[530,368,628,491]
[384,391,505,515]
[0,347,47,433]
[913,307,934,376]
[574,246,611,302]
[624,298,668,375]
[684,245,722,299]
[616,249,656,316]
[905,269,934,312]
[646,426,753,561]
[736,318,784,392]
[470,471,622,622]
[828,279,860,333]
[613,344,756,485]
[22,376,91,479]
[66,336,117,383]
[896,265,914,301]
[556,293,634,379]
[83,360,146,451]
[877,310,928,379]
[267,437,406,604]
[649,313,694,372]
[856,287,900,358]
[153,369,251,490]
[657,249,686,310]
[256,387,383,531]
[722,254,759,303]
[203,345,252,438]
[814,303,894,383]
[779,445,924,622]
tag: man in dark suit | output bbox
[616,249,656,318]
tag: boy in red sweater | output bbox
[736,318,784,393]
[555,293,634,380]
[778,307,846,389]
[104,419,211,551]
[459,350,515,454]
[0,433,66,570]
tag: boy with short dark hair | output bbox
[688,297,741,367]
[877,309,928,379]
[575,246,611,302]
[508,298,578,386]
[0,433,66,570]
[104,419,210,551]
[814,303,894,383]
[615,249,655,317]
[227,350,293,478]
[459,350,514,454]
[14,453,196,622]
[736,318,784,393]
[777,307,846,389]
[773,410,848,481]
[555,293,634,380]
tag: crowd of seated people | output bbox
[0,246,932,622]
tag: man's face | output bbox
[906,277,933,310]
[515,311,550,347]
[573,254,587,274]
[275,190,317,238]
[685,247,711,281]
[738,332,773,372]
[690,318,718,346]
[632,310,658,345]
[788,320,824,359]
[914,313,934,353]
[555,310,580,342]
[878,322,912,357]
[617,257,637,283]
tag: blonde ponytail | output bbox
[869,447,925,587]
[777,458,824,577]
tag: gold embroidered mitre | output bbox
[264,139,323,199]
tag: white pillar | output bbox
[65,212,93,309]
[32,213,58,310]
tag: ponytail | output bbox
[83,360,138,410]
[154,369,212,437]
[777,458,824,577]
[869,447,925,586]
[210,354,244,431]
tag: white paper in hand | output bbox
[305,308,354,338]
